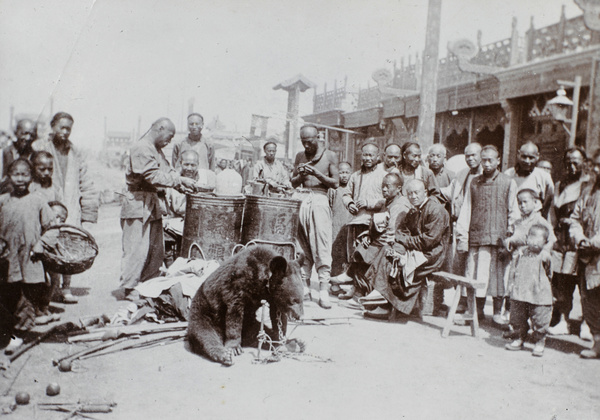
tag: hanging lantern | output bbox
[546,86,573,122]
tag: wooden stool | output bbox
[431,271,487,338]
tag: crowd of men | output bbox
[2,110,600,362]
[0,112,99,359]
[288,125,600,359]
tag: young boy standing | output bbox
[0,160,54,351]
[506,189,556,254]
[456,145,519,322]
[29,151,62,202]
[329,162,353,281]
[500,189,556,325]
[505,224,553,357]
[29,151,76,303]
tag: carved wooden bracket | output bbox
[576,0,600,31]
[448,39,503,76]
[372,68,419,97]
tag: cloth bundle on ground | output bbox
[136,257,220,299]
[110,258,221,323]
[32,224,98,275]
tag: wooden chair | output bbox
[430,271,487,338]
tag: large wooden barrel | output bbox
[241,194,301,259]
[181,194,244,261]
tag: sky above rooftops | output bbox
[0,0,582,148]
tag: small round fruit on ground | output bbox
[46,383,61,396]
[15,392,30,405]
[58,359,72,372]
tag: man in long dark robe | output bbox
[365,179,449,318]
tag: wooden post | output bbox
[525,17,535,63]
[501,99,522,172]
[468,109,474,144]
[273,75,316,160]
[286,85,300,159]
[417,0,442,152]
[587,56,600,153]
[509,17,520,66]
[569,75,582,148]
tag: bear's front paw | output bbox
[213,348,234,366]
[225,341,243,356]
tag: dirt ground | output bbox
[2,203,600,420]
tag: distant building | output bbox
[303,7,600,181]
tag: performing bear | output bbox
[187,245,304,365]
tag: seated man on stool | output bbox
[362,179,449,319]
[331,173,410,299]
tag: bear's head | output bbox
[268,255,304,320]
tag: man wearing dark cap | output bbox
[252,141,291,191]
[120,118,198,300]
[32,112,99,303]
[1,118,37,178]
[171,113,213,171]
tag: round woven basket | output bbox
[40,224,99,275]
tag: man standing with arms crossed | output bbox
[171,113,213,171]
[120,118,198,300]
[292,125,339,309]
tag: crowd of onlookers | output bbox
[2,110,599,364]
[0,112,99,362]
[322,138,600,359]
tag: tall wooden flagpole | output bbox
[417,0,442,151]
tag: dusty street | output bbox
[1,203,599,420]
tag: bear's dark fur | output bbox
[187,245,304,366]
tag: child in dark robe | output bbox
[329,162,353,294]
[0,159,54,354]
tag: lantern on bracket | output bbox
[544,76,582,147]
[546,86,573,122]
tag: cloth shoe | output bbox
[505,339,524,351]
[532,340,545,357]
[329,284,344,296]
[580,335,600,359]
[548,318,570,336]
[4,336,24,355]
[62,291,78,304]
[580,321,593,341]
[358,290,387,306]
[502,324,516,339]
[364,305,391,320]
[338,285,355,301]
[330,272,353,285]
[318,289,332,309]
[35,315,52,325]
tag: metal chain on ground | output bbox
[253,303,332,364]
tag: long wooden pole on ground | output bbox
[417,0,442,151]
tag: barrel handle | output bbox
[232,243,247,255]
[188,242,206,260]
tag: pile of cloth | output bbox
[111,257,220,325]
